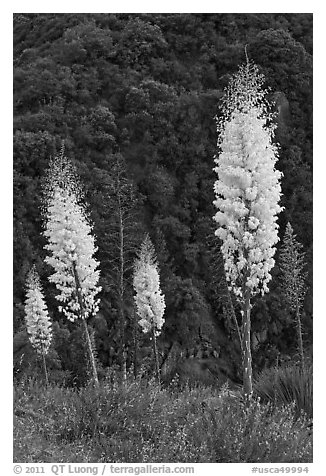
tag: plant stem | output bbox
[242,287,253,397]
[118,181,127,382]
[72,261,99,386]
[296,304,305,371]
[42,351,49,386]
[152,327,160,383]
[227,290,243,353]
[81,317,99,386]
[133,307,138,379]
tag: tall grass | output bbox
[14,377,312,463]
[253,364,313,419]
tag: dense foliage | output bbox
[13,14,312,384]
[254,363,313,419]
[14,377,312,463]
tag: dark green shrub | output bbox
[253,364,313,418]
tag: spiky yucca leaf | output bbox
[254,364,312,418]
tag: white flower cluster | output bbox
[133,236,165,335]
[25,266,52,355]
[213,64,283,300]
[44,158,101,322]
[43,148,83,204]
[218,61,268,122]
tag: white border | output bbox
[4,4,323,474]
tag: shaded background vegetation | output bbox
[13,13,312,385]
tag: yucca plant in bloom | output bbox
[24,265,52,385]
[133,234,165,380]
[213,57,283,396]
[42,146,101,385]
[279,222,308,369]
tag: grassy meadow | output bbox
[14,368,312,463]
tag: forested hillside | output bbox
[13,13,313,386]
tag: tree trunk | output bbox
[152,328,160,383]
[72,261,99,386]
[242,288,253,397]
[296,304,305,371]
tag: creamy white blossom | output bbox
[43,152,101,322]
[24,266,52,355]
[133,235,165,335]
[213,61,283,300]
